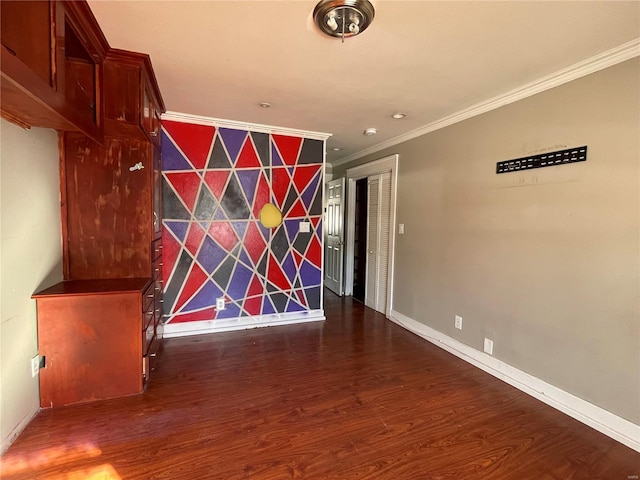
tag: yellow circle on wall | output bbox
[259,202,283,228]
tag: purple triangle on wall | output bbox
[165,221,190,243]
[162,130,194,171]
[271,143,283,166]
[219,128,247,165]
[301,171,321,210]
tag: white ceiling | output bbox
[88,1,640,165]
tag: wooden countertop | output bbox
[32,278,152,298]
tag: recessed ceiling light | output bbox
[391,113,406,119]
[259,102,271,108]
[332,147,342,151]
[364,128,377,136]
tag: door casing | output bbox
[344,154,398,317]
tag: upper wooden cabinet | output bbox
[104,49,165,147]
[0,0,108,143]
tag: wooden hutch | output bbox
[1,0,165,407]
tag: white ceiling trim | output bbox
[162,111,332,141]
[332,38,640,167]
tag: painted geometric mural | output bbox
[161,120,324,324]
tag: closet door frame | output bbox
[344,154,398,317]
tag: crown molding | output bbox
[162,111,332,141]
[332,38,640,167]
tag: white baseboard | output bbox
[164,309,325,338]
[389,309,640,453]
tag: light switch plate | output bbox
[299,221,311,233]
[398,223,405,234]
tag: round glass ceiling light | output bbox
[313,0,375,39]
[392,113,406,119]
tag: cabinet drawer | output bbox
[151,238,162,261]
[143,307,154,331]
[143,334,159,382]
[142,282,154,312]
[153,260,163,281]
[143,322,155,355]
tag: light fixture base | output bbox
[313,0,375,39]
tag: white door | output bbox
[365,172,391,313]
[324,178,345,295]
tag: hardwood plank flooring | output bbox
[2,292,638,479]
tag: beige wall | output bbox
[0,120,63,452]
[334,58,640,424]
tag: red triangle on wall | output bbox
[293,165,321,195]
[165,172,201,212]
[163,120,215,170]
[253,173,270,219]
[236,139,261,168]
[184,222,206,256]
[271,168,290,208]
[247,275,264,298]
[243,296,262,316]
[161,227,182,288]
[174,263,208,312]
[244,222,267,265]
[208,222,238,252]
[306,234,322,268]
[272,134,303,166]
[167,306,216,324]
[267,254,292,291]
[287,199,307,218]
[203,171,230,201]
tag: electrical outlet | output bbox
[454,315,463,330]
[31,355,40,377]
[216,297,226,311]
[484,338,494,355]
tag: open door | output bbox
[324,178,345,295]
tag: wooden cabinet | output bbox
[62,45,165,281]
[32,278,152,408]
[4,0,168,405]
[62,133,157,279]
[103,49,164,146]
[0,0,107,143]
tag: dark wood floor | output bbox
[2,292,638,479]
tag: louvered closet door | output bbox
[365,172,391,314]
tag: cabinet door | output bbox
[0,1,52,87]
[65,133,153,279]
[37,292,143,407]
[142,81,161,146]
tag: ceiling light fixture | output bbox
[364,127,377,136]
[313,0,375,43]
[259,102,271,108]
[332,147,342,151]
[392,113,406,119]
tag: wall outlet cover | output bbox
[455,315,463,330]
[216,297,226,310]
[484,338,494,355]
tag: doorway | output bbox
[352,178,367,303]
[344,154,398,317]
